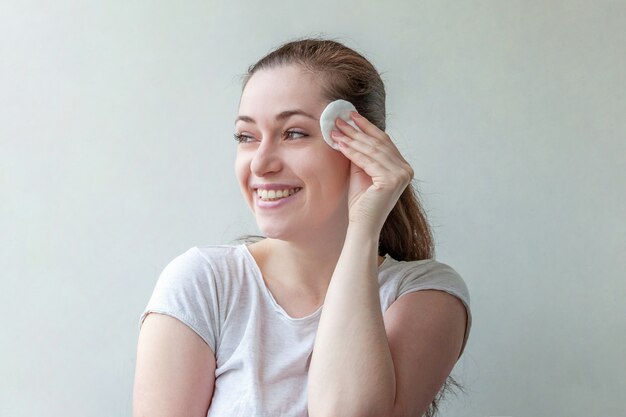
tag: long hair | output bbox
[242,38,463,416]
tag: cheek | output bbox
[234,153,251,192]
[234,159,243,181]
[234,147,248,174]
[313,153,351,193]
[325,150,351,178]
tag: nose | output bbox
[250,137,282,176]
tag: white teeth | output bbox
[257,187,300,201]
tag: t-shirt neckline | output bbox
[238,244,391,323]
[239,244,322,323]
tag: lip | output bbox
[252,183,301,191]
[254,187,301,209]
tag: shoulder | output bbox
[152,244,257,303]
[142,244,255,350]
[380,257,470,307]
[162,244,249,278]
[380,257,472,357]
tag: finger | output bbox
[350,111,393,142]
[334,134,400,176]
[336,131,414,184]
[332,126,410,171]
[334,118,403,160]
[348,111,387,138]
[336,139,391,179]
[340,149,412,193]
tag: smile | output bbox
[256,187,302,201]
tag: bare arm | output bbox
[308,225,467,417]
[307,224,395,417]
[133,313,216,417]
[384,289,468,416]
[307,112,468,417]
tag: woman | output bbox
[133,38,471,417]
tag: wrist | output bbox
[337,223,381,278]
[345,222,380,248]
[347,220,382,238]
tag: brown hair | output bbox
[244,38,433,261]
[243,38,464,417]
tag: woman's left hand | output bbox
[331,112,414,234]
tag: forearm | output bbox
[308,223,396,417]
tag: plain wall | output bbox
[1,1,624,416]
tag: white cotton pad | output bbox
[319,99,360,150]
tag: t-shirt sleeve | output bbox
[398,260,472,357]
[139,247,220,353]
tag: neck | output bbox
[251,229,347,295]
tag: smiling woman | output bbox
[234,65,352,242]
[133,38,471,417]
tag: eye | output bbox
[233,133,256,143]
[284,130,307,140]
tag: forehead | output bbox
[239,65,328,116]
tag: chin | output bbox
[256,219,310,242]
[257,226,290,240]
[254,219,284,238]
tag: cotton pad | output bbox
[320,99,360,150]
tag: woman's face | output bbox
[234,65,351,241]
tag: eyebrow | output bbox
[235,109,318,124]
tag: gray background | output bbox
[1,1,624,416]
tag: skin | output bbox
[132,64,468,417]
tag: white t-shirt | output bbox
[140,244,472,417]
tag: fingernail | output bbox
[351,111,361,118]
[331,129,344,138]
